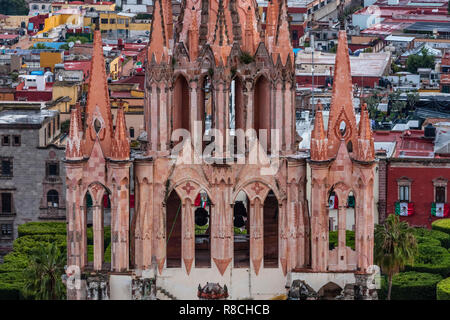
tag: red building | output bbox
[27,14,49,35]
[375,129,450,228]
[14,80,53,102]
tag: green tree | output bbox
[0,0,29,15]
[406,92,419,110]
[23,243,66,300]
[406,48,434,73]
[34,43,51,50]
[389,91,407,118]
[374,214,418,300]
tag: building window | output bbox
[1,158,12,177]
[1,224,12,237]
[399,186,410,202]
[101,19,109,24]
[2,135,10,146]
[47,190,59,208]
[436,187,446,203]
[110,19,116,24]
[46,161,59,177]
[130,127,135,138]
[0,193,12,214]
[12,135,20,146]
[398,177,412,202]
[433,178,448,203]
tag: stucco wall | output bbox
[387,162,450,228]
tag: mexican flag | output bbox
[194,193,209,209]
[329,194,339,209]
[395,202,414,216]
[431,203,449,218]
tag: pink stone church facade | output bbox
[64,0,376,300]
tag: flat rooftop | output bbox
[0,108,58,126]
[404,21,450,32]
[295,51,391,77]
[372,0,448,7]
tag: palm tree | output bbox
[23,242,66,300]
[374,214,418,300]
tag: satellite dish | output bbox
[68,42,74,48]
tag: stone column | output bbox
[309,163,329,272]
[93,203,104,271]
[245,80,254,134]
[274,81,283,149]
[213,81,225,158]
[149,82,159,154]
[134,160,153,270]
[250,198,263,275]
[67,179,79,267]
[357,167,375,272]
[211,181,232,276]
[279,201,288,275]
[337,200,347,270]
[159,82,169,155]
[283,81,294,153]
[79,196,88,268]
[182,198,195,275]
[108,162,131,272]
[65,163,85,269]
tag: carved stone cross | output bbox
[251,182,264,195]
[182,182,195,195]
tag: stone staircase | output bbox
[156,286,177,300]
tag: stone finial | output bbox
[211,0,232,66]
[265,0,279,52]
[66,107,83,160]
[310,100,328,161]
[147,0,171,64]
[83,30,114,158]
[326,30,358,158]
[270,0,294,66]
[356,103,375,161]
[110,103,130,161]
[243,6,254,54]
[188,7,199,61]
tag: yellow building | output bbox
[4,16,29,28]
[84,12,150,35]
[109,56,122,80]
[51,2,115,12]
[52,82,80,107]
[40,51,63,71]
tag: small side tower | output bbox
[65,30,131,277]
[309,31,375,273]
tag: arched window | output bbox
[229,76,244,156]
[173,75,190,132]
[264,190,278,267]
[254,76,271,152]
[201,75,213,145]
[194,191,211,268]
[47,190,59,207]
[166,190,182,268]
[234,191,249,268]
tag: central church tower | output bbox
[133,0,310,297]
